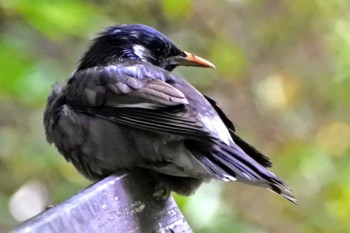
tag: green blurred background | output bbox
[1,0,350,232]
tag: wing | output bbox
[204,95,272,167]
[204,95,235,132]
[65,64,216,142]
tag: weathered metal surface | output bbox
[11,173,192,233]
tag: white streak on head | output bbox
[133,44,147,61]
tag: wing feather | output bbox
[66,65,216,142]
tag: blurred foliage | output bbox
[0,0,349,232]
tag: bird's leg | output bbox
[153,183,171,201]
[156,174,203,196]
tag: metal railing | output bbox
[11,172,192,233]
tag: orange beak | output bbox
[165,51,215,69]
[182,51,216,69]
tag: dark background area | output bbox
[0,0,349,232]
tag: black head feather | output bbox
[77,24,183,71]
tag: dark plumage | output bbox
[44,24,296,203]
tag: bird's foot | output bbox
[153,183,170,201]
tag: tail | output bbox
[204,141,297,204]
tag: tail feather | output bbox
[230,133,272,167]
[206,142,297,204]
[268,179,297,204]
[212,144,269,184]
[200,156,236,181]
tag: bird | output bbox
[44,24,296,204]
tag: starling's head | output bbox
[77,24,215,71]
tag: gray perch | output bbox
[10,172,192,233]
